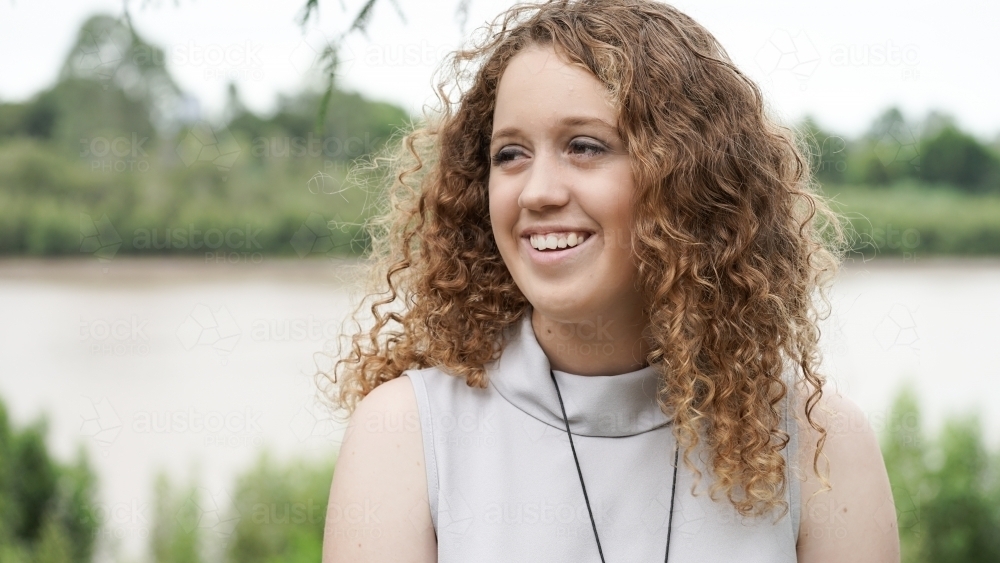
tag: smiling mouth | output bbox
[526,232,593,251]
[521,232,595,264]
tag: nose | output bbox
[517,147,570,211]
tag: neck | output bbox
[530,304,651,377]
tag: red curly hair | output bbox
[320,0,848,519]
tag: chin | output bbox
[525,293,600,321]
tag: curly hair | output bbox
[319,0,848,520]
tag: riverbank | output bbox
[0,255,371,286]
[1,254,998,285]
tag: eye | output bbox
[491,147,523,167]
[569,139,607,157]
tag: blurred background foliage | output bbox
[0,14,407,259]
[144,452,334,563]
[2,384,998,562]
[0,398,99,563]
[0,390,336,563]
[1,15,999,259]
[797,109,1000,258]
[880,385,1000,561]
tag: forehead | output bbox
[492,44,617,128]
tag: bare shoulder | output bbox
[322,375,437,563]
[793,386,900,563]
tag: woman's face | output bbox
[488,43,643,324]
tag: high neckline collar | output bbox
[487,312,671,437]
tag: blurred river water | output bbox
[0,256,998,560]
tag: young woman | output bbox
[321,1,899,561]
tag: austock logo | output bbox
[72,27,128,89]
[754,29,821,90]
[873,303,919,355]
[175,121,242,179]
[176,487,242,545]
[290,213,338,258]
[79,396,123,455]
[289,31,356,81]
[80,214,123,271]
[176,304,242,363]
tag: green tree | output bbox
[149,472,205,563]
[59,14,181,132]
[0,395,98,563]
[920,415,1000,561]
[880,384,926,562]
[224,451,335,563]
[0,15,170,154]
[848,107,922,186]
[33,516,74,563]
[0,93,59,140]
[919,124,1000,193]
[797,115,849,184]
[881,384,1000,563]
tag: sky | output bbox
[0,0,997,141]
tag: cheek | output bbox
[487,179,516,244]
[594,171,636,251]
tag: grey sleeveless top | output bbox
[404,313,800,562]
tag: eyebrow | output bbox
[490,116,619,144]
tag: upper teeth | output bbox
[529,232,590,250]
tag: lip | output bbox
[520,232,595,266]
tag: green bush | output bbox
[920,125,1000,192]
[881,383,1000,562]
[0,396,99,563]
[224,452,334,563]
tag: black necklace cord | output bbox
[665,443,680,562]
[549,369,679,563]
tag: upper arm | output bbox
[795,388,900,563]
[322,375,437,563]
